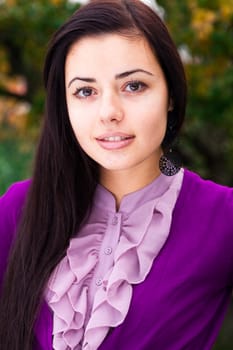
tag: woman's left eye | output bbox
[124,81,146,93]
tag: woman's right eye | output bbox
[73,87,95,99]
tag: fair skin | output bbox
[65,33,170,207]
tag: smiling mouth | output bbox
[101,136,133,142]
[96,134,135,150]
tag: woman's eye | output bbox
[125,81,146,93]
[73,87,95,98]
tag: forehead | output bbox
[65,33,160,77]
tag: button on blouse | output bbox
[104,247,112,255]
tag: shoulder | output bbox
[176,169,233,252]
[174,168,233,236]
[180,168,233,211]
[0,180,31,285]
[0,179,31,208]
[166,170,233,288]
[176,169,233,284]
[0,178,31,239]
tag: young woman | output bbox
[0,1,232,349]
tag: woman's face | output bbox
[65,33,170,178]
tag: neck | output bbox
[100,164,161,209]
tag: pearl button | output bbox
[104,247,112,255]
[112,216,118,225]
[95,278,103,286]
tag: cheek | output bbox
[139,111,167,148]
[142,109,167,133]
[134,92,168,124]
[68,113,95,155]
[68,104,89,134]
[70,119,88,144]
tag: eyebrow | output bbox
[115,69,154,79]
[67,69,154,88]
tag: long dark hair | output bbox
[0,1,187,348]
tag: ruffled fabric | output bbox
[46,169,184,350]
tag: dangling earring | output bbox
[160,102,181,176]
[159,149,181,176]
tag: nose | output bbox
[99,92,124,124]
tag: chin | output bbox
[99,161,131,172]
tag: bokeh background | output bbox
[0,0,233,348]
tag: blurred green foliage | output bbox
[159,0,233,185]
[0,0,79,194]
[0,0,233,348]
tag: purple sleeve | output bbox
[0,180,30,289]
[0,180,53,349]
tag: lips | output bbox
[96,132,133,141]
[101,135,132,142]
[96,133,135,150]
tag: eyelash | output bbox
[124,80,147,93]
[73,87,94,99]
[72,80,147,99]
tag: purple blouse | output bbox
[45,170,183,349]
[1,169,233,350]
